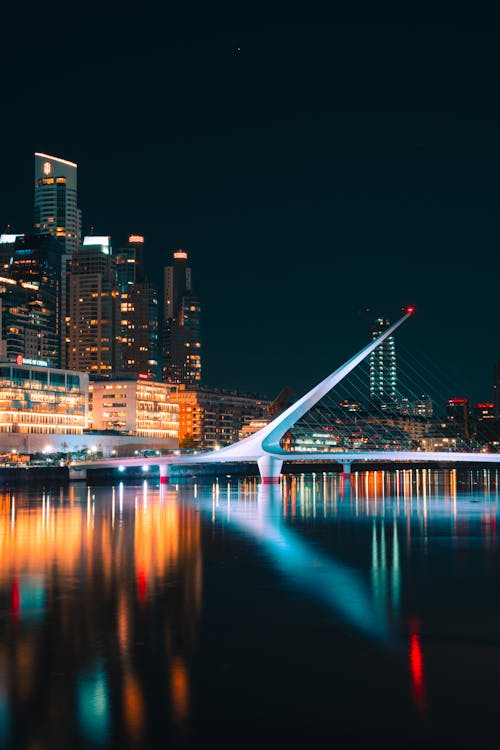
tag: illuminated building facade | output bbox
[6,233,63,364]
[116,235,159,378]
[172,386,268,449]
[34,152,81,365]
[163,251,201,387]
[68,237,121,377]
[91,376,178,442]
[0,233,22,270]
[473,402,500,447]
[115,234,145,290]
[0,358,88,435]
[0,273,59,364]
[120,283,159,377]
[369,317,397,403]
[412,395,433,418]
[446,397,471,443]
[474,402,495,420]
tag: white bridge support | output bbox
[159,464,170,485]
[341,460,353,480]
[258,455,283,484]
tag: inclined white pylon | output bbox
[209,310,413,470]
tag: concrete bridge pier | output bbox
[258,455,283,485]
[341,460,353,481]
[69,467,87,482]
[159,464,170,485]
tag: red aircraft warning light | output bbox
[405,305,415,314]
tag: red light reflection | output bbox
[11,577,20,622]
[409,618,427,713]
[137,569,147,603]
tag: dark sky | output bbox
[1,4,497,402]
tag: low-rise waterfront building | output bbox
[91,376,178,443]
[172,386,269,450]
[0,357,88,436]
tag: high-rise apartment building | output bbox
[34,152,81,365]
[0,276,42,360]
[369,317,397,403]
[162,250,201,387]
[67,237,121,378]
[10,234,63,365]
[0,234,62,364]
[115,234,145,291]
[116,235,159,378]
[120,283,159,377]
[446,397,471,443]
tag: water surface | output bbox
[0,469,499,748]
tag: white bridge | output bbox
[78,309,500,483]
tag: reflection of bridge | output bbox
[79,309,500,483]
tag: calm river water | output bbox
[0,469,499,748]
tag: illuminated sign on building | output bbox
[128,235,144,244]
[43,161,52,175]
[16,355,49,368]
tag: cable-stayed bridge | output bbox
[78,309,500,483]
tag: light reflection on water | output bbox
[0,468,499,748]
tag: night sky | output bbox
[1,5,497,403]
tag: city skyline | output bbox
[0,7,497,404]
[0,8,498,750]
[1,148,497,407]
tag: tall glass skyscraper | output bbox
[162,250,201,387]
[369,317,397,403]
[116,235,159,378]
[67,237,121,377]
[34,152,81,366]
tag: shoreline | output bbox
[1,460,499,485]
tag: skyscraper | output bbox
[0,233,62,364]
[34,152,81,365]
[67,236,121,377]
[115,234,145,291]
[116,235,158,378]
[446,398,471,443]
[369,317,397,403]
[162,250,201,387]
